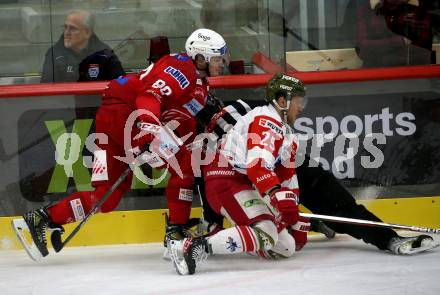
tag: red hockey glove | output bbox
[133,122,161,148]
[269,188,299,226]
[290,216,311,251]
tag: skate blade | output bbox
[11,219,43,261]
[400,240,440,255]
[162,247,171,261]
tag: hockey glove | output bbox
[269,188,299,226]
[290,216,311,251]
[133,122,161,148]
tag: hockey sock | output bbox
[48,191,92,224]
[207,226,273,255]
[166,187,193,225]
[47,186,124,225]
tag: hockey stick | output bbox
[11,162,135,261]
[57,122,187,252]
[54,165,133,252]
[300,213,440,234]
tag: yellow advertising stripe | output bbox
[1,198,439,251]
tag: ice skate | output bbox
[168,236,208,275]
[311,219,336,239]
[12,208,64,261]
[162,215,200,260]
[388,235,439,255]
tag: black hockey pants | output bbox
[297,155,398,250]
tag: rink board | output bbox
[1,197,439,251]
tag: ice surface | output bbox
[1,234,439,295]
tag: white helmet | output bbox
[185,28,229,63]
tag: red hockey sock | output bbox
[166,187,193,225]
[48,191,94,225]
[47,185,125,225]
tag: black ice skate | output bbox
[12,207,64,261]
[168,236,208,275]
[388,235,440,255]
[311,220,336,239]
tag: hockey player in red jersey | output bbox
[168,73,310,275]
[16,28,230,259]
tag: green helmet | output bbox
[266,73,306,104]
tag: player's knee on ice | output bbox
[253,220,295,258]
[269,229,295,258]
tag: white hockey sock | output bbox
[207,225,263,255]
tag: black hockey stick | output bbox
[52,164,133,252]
[301,213,440,234]
[52,121,187,252]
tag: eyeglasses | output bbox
[63,24,83,34]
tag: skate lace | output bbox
[31,212,49,245]
[191,241,208,265]
[39,220,49,245]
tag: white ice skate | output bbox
[388,235,440,255]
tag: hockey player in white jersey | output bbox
[169,73,439,275]
[168,73,310,275]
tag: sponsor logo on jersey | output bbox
[88,64,99,78]
[259,118,282,135]
[255,172,276,183]
[137,122,162,134]
[164,66,189,89]
[178,188,193,202]
[91,150,108,181]
[70,198,85,222]
[206,170,235,177]
[183,98,204,116]
[243,199,265,208]
[298,224,311,231]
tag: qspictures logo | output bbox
[293,107,416,179]
[14,106,422,202]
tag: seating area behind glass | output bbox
[0,0,438,84]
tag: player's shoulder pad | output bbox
[161,54,198,90]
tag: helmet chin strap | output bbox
[271,99,291,124]
[272,98,294,134]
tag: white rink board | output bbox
[1,234,439,295]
